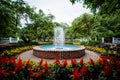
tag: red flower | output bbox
[26,59,30,67]
[1,57,9,64]
[101,56,107,64]
[0,45,6,49]
[29,68,34,78]
[79,58,84,65]
[44,61,49,73]
[10,57,16,65]
[15,58,23,72]
[8,70,14,76]
[39,58,44,67]
[62,60,68,68]
[109,56,115,63]
[35,70,43,78]
[73,68,80,80]
[103,64,112,77]
[98,58,103,66]
[89,58,94,66]
[0,68,6,78]
[80,66,87,77]
[115,60,120,71]
[71,58,77,67]
[54,57,60,66]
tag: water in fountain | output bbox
[54,26,64,49]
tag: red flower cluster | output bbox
[15,58,23,72]
[26,59,30,67]
[89,58,94,66]
[54,57,60,66]
[62,60,68,68]
[39,58,44,67]
[73,68,80,80]
[35,70,43,78]
[0,45,6,49]
[80,66,87,77]
[0,68,6,79]
[101,56,107,64]
[29,68,34,78]
[10,57,16,65]
[79,58,84,65]
[44,61,49,73]
[98,58,103,66]
[8,70,14,76]
[0,57,9,64]
[103,64,112,77]
[71,58,77,67]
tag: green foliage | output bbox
[70,0,120,37]
[73,39,80,45]
[0,0,33,38]
[88,40,99,46]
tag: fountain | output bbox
[33,26,85,59]
[54,27,64,49]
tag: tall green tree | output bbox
[0,0,33,38]
[19,9,55,42]
[70,0,120,37]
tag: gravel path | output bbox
[17,50,100,63]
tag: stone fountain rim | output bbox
[33,45,85,51]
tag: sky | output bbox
[24,0,91,25]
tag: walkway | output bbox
[17,50,100,63]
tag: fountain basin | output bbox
[33,46,85,59]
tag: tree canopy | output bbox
[0,0,33,38]
[70,0,120,38]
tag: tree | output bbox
[70,0,120,14]
[0,0,33,38]
[0,0,15,37]
[19,9,55,43]
[70,0,120,37]
[67,13,93,39]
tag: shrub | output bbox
[88,40,99,46]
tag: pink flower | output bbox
[73,68,80,80]
[62,60,68,68]
[44,61,49,73]
[80,66,87,77]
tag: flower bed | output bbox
[1,46,34,57]
[85,46,106,55]
[0,56,120,80]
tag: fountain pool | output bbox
[33,26,85,59]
